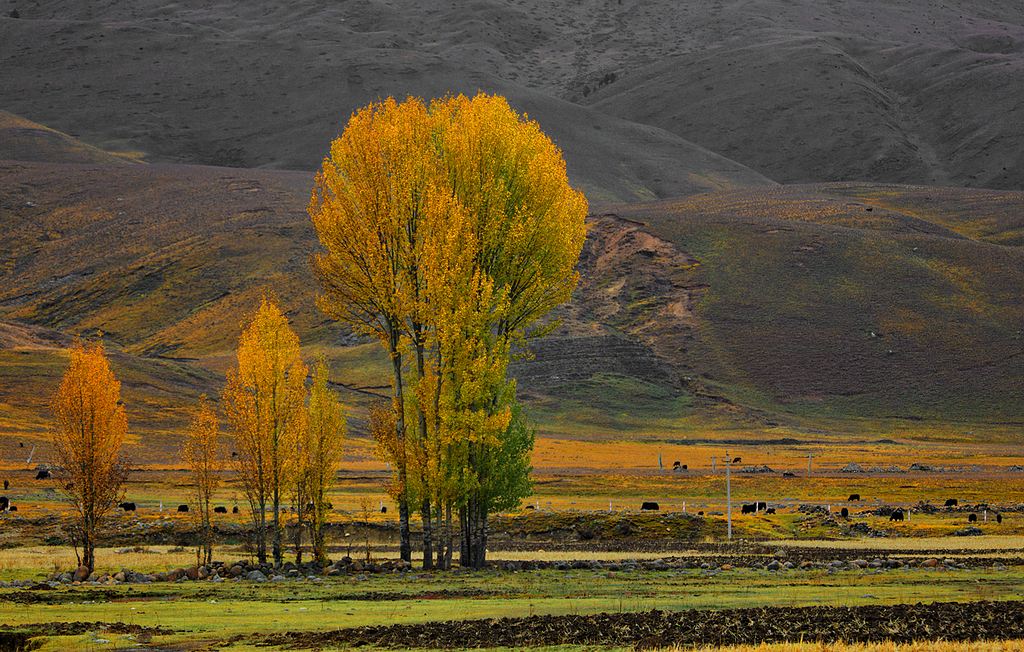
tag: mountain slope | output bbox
[4,1,1024,191]
[3,157,1022,461]
[0,9,771,202]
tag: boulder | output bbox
[246,569,267,582]
[73,565,90,582]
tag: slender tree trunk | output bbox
[389,338,412,563]
[443,503,453,570]
[272,486,282,567]
[421,497,433,570]
[477,511,488,569]
[312,485,327,565]
[294,502,304,564]
[82,518,94,574]
[459,506,469,567]
[413,331,434,570]
[257,499,267,564]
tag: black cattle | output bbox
[945,499,958,507]
[697,511,705,516]
[890,509,905,522]
[782,472,796,478]
[840,507,849,518]
[380,505,387,514]
[214,506,228,514]
[968,513,977,523]
[765,507,776,514]
[177,504,189,513]
[119,502,136,512]
[232,506,239,514]
[731,457,742,464]
[741,503,757,514]
[848,494,861,501]
[756,501,767,511]
[35,470,50,480]
[8,505,15,512]
[3,479,7,490]
[0,496,8,511]
[525,504,535,510]
[997,513,1003,524]
[640,501,659,511]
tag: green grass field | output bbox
[3,554,1023,650]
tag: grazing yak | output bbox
[997,513,1003,524]
[35,470,50,480]
[380,505,387,513]
[232,506,239,514]
[968,513,978,523]
[848,494,861,501]
[741,503,757,514]
[3,479,7,490]
[756,501,767,511]
[177,504,189,513]
[214,506,228,514]
[945,499,958,507]
[0,496,8,511]
[889,509,905,521]
[118,502,136,512]
[782,472,796,478]
[840,507,850,518]
[640,501,659,511]
[765,507,776,514]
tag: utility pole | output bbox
[807,452,813,478]
[725,451,732,541]
[711,456,717,474]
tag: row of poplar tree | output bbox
[52,318,346,573]
[49,92,587,572]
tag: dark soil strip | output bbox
[0,622,173,637]
[258,600,1024,649]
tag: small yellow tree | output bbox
[51,340,130,574]
[304,358,347,564]
[182,395,223,566]
[223,297,308,566]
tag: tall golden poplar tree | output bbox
[223,297,308,566]
[311,93,586,569]
[433,93,587,567]
[52,340,130,574]
[182,395,223,566]
[303,358,347,564]
[308,97,439,562]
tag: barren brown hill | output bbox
[3,1,1023,191]
[0,4,771,202]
